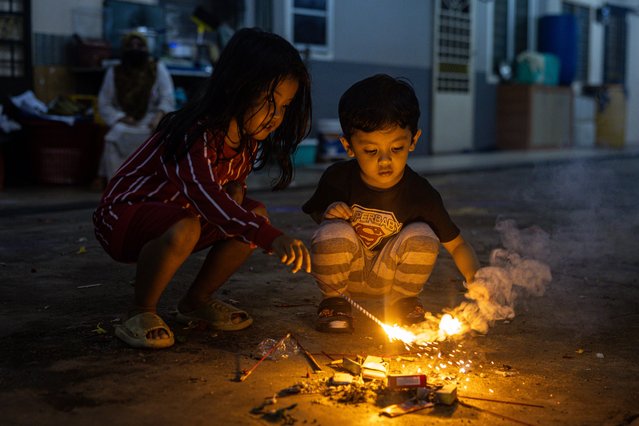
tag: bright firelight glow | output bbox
[381,324,416,345]
[439,314,463,336]
[380,314,464,346]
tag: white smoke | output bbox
[523,161,618,267]
[411,218,552,344]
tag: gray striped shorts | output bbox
[310,220,440,304]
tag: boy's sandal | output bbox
[391,297,426,325]
[176,298,253,331]
[114,312,175,349]
[316,297,354,333]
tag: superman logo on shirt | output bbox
[350,204,402,250]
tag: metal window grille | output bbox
[492,0,529,76]
[437,0,471,92]
[604,7,627,84]
[0,0,25,78]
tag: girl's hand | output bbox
[271,234,311,273]
[323,202,352,221]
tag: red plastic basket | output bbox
[24,119,105,185]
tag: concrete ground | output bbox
[1,149,638,425]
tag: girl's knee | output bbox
[252,205,269,220]
[163,216,201,252]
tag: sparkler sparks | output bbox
[313,276,421,344]
[311,276,468,346]
[384,313,465,347]
[439,314,463,337]
[381,323,417,345]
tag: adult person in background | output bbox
[92,32,175,190]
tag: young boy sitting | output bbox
[302,74,479,333]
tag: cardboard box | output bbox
[436,384,458,405]
[362,356,387,380]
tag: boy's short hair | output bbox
[338,74,420,140]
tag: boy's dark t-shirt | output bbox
[302,159,460,250]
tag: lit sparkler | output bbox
[312,276,416,344]
[310,277,466,346]
[439,313,463,337]
[381,323,417,345]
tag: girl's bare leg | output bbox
[178,238,254,312]
[178,203,266,316]
[132,216,201,340]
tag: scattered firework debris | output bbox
[247,337,545,423]
[246,219,553,421]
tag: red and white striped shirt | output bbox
[93,128,282,251]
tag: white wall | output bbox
[32,0,99,34]
[332,0,431,68]
[272,0,432,68]
[31,0,156,35]
[474,0,491,74]
[626,12,639,145]
[589,17,604,84]
[539,0,564,14]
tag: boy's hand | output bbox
[442,234,480,285]
[323,202,352,221]
[271,234,311,273]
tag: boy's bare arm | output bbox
[309,210,324,224]
[441,233,480,283]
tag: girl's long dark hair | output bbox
[156,28,312,189]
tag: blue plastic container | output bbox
[293,138,318,167]
[538,14,578,86]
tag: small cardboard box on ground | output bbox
[361,356,388,380]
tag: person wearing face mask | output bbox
[92,32,175,190]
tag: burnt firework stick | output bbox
[292,335,323,373]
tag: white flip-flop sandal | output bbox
[114,312,175,349]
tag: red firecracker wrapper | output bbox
[386,374,427,389]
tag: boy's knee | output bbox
[313,220,357,241]
[397,223,439,254]
[408,236,439,254]
[311,220,359,253]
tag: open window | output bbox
[284,0,333,60]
